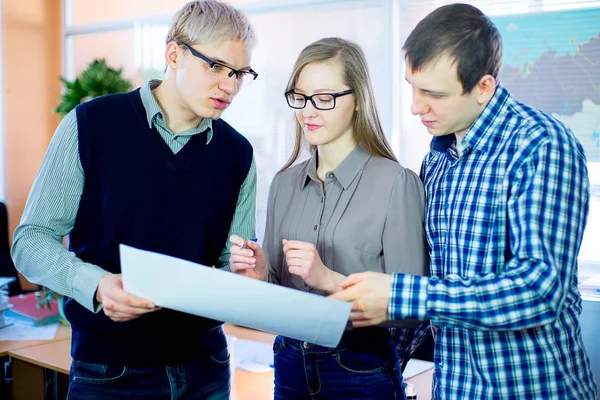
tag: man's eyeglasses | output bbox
[285,89,354,110]
[177,41,258,86]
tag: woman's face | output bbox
[293,61,357,148]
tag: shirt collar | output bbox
[430,83,512,156]
[430,134,456,154]
[302,145,372,190]
[139,79,213,144]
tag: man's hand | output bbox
[282,239,344,292]
[329,271,392,327]
[229,235,268,281]
[96,273,160,322]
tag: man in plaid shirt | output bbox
[332,3,598,399]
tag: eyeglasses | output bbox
[285,89,354,110]
[176,41,258,85]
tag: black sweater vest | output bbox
[64,89,253,365]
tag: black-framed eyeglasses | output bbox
[176,41,258,85]
[285,89,354,110]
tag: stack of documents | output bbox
[0,277,15,329]
[6,291,60,326]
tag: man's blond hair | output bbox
[166,1,256,50]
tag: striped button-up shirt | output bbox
[388,84,597,399]
[12,80,256,312]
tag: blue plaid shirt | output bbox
[389,84,597,399]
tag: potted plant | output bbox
[55,58,132,117]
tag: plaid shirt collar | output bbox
[430,83,512,156]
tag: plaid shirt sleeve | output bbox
[389,273,429,321]
[390,131,589,330]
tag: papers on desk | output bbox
[0,317,59,340]
[0,277,15,329]
[120,245,352,348]
[233,338,274,373]
[403,358,435,379]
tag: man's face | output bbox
[174,40,252,120]
[405,55,483,141]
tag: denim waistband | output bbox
[279,326,392,354]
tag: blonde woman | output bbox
[230,37,428,399]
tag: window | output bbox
[65,0,393,241]
[225,3,392,238]
[395,0,600,299]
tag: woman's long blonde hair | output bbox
[282,37,397,170]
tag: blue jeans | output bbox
[66,347,230,400]
[273,328,406,400]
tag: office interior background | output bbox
[0,0,598,387]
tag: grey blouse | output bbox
[264,145,429,297]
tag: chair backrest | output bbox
[0,201,22,295]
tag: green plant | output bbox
[37,288,57,310]
[36,288,69,325]
[55,59,133,118]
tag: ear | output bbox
[476,75,496,105]
[165,41,181,70]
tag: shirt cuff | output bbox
[71,263,111,313]
[388,273,429,321]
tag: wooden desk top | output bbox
[9,339,71,374]
[7,324,433,400]
[7,324,276,400]
[224,324,275,400]
[0,323,71,357]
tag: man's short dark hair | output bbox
[403,3,502,94]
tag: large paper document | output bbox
[120,245,351,348]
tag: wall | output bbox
[2,0,62,289]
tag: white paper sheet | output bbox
[120,244,351,348]
[0,318,59,340]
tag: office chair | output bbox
[0,202,22,296]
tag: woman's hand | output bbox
[282,239,345,293]
[229,235,268,281]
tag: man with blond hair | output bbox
[12,1,258,398]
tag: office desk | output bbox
[223,324,276,400]
[223,324,434,400]
[0,324,71,400]
[406,369,433,400]
[8,324,275,400]
[8,324,434,400]
[0,324,71,356]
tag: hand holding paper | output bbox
[96,273,160,322]
[120,244,351,347]
[329,271,392,328]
